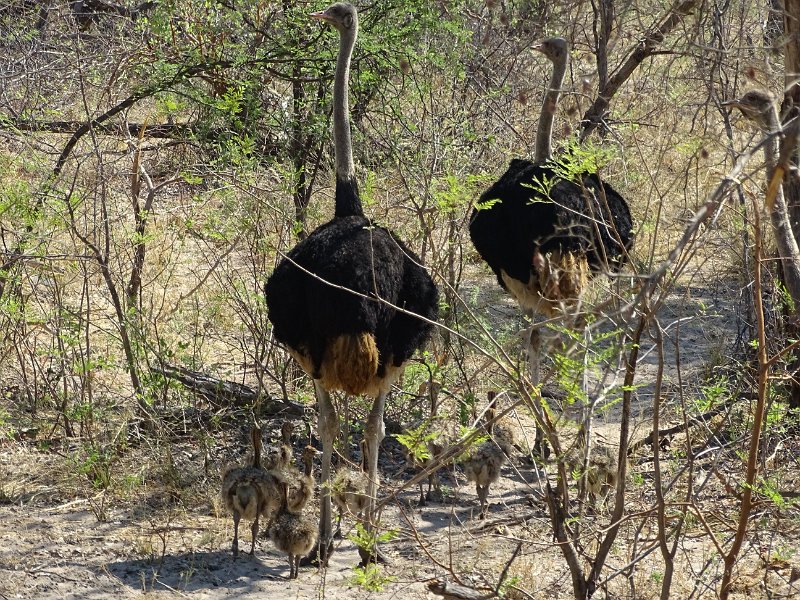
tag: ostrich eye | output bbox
[343,14,353,27]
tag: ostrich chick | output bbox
[287,445,318,514]
[461,397,517,519]
[331,439,369,537]
[566,441,626,510]
[269,481,319,579]
[404,437,446,506]
[263,420,294,472]
[402,382,454,505]
[221,426,284,557]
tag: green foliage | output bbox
[347,523,397,592]
[400,351,444,405]
[71,443,115,490]
[473,197,501,211]
[550,324,632,412]
[349,563,397,592]
[435,173,492,214]
[459,391,478,427]
[130,0,470,172]
[0,407,15,440]
[774,278,796,315]
[347,522,397,554]
[396,421,440,462]
[456,425,490,462]
[651,571,664,584]
[745,477,798,510]
[498,574,521,599]
[692,376,730,413]
[527,137,618,201]
[770,545,796,562]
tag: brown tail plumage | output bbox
[322,332,379,395]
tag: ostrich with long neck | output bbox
[723,90,800,301]
[264,2,439,565]
[468,37,633,446]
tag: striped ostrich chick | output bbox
[287,445,318,514]
[268,481,319,579]
[264,2,438,565]
[331,438,369,536]
[461,392,517,519]
[221,426,283,557]
[263,420,295,473]
[565,435,628,510]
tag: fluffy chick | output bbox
[268,480,319,579]
[263,420,294,472]
[221,426,284,557]
[287,445,317,513]
[461,394,517,519]
[331,439,369,537]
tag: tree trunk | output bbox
[782,0,800,409]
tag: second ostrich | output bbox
[469,37,634,385]
[264,2,438,565]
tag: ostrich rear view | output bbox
[469,37,633,384]
[264,2,438,565]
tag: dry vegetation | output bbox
[1,1,800,599]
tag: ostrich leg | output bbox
[314,380,337,565]
[359,390,390,566]
[527,320,551,459]
[231,510,241,558]
[528,325,542,386]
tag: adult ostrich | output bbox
[264,3,438,565]
[469,37,634,387]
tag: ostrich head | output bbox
[310,2,358,33]
[302,444,318,462]
[723,90,777,130]
[532,37,568,64]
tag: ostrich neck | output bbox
[534,55,568,163]
[333,26,362,217]
[760,107,780,176]
[252,431,261,468]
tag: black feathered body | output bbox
[469,158,633,315]
[265,182,438,397]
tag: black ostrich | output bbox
[469,37,634,385]
[264,2,439,565]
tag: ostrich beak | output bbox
[310,10,332,21]
[720,99,742,113]
[531,41,544,52]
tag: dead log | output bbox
[628,402,730,457]
[152,363,306,416]
[427,579,496,600]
